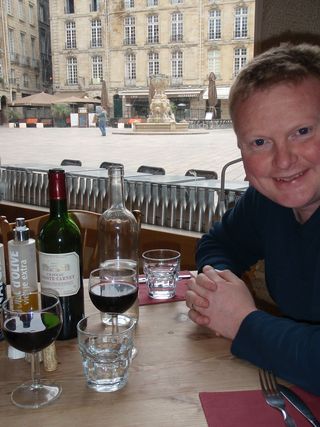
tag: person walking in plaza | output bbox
[96,106,107,136]
[186,43,320,395]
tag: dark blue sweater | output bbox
[196,186,320,395]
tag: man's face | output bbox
[233,77,320,223]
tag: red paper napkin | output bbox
[199,387,320,427]
[138,271,191,305]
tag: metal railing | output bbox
[0,165,247,233]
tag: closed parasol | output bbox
[101,80,109,112]
[208,72,218,117]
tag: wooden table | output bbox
[0,283,260,427]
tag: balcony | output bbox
[170,35,183,43]
[65,42,77,50]
[31,59,40,69]
[171,77,183,86]
[90,40,103,48]
[91,78,101,85]
[125,78,136,87]
[123,38,136,46]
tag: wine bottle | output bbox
[38,169,84,340]
[98,166,139,322]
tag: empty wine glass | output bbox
[1,292,62,408]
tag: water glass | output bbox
[142,249,181,299]
[77,313,135,392]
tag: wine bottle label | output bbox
[39,252,80,297]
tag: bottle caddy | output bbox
[38,169,84,340]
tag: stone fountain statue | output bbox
[148,75,175,123]
[134,74,188,133]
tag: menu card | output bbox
[199,387,320,427]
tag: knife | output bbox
[279,384,320,427]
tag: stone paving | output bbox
[0,126,245,180]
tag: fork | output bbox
[259,369,297,427]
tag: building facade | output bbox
[0,0,51,123]
[49,0,255,120]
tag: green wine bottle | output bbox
[38,169,84,340]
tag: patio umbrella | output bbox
[52,95,100,104]
[11,92,58,106]
[100,80,109,112]
[208,72,218,117]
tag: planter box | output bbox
[36,123,44,128]
[8,123,15,128]
[19,123,26,128]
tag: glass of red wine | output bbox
[89,266,138,330]
[1,292,62,408]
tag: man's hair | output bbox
[229,43,320,119]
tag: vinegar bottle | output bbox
[98,166,139,322]
[0,243,7,341]
[8,218,38,311]
[38,169,84,340]
[7,218,38,358]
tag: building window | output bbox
[125,53,136,83]
[6,0,13,15]
[40,29,46,54]
[18,0,25,20]
[20,32,26,59]
[0,62,3,78]
[208,9,221,40]
[171,12,183,42]
[171,0,183,4]
[31,36,36,59]
[92,55,103,82]
[90,0,99,12]
[29,3,35,25]
[234,6,248,38]
[147,0,158,5]
[66,22,76,49]
[147,15,159,44]
[67,57,78,84]
[125,0,134,8]
[9,68,15,84]
[23,73,29,87]
[8,28,15,53]
[39,4,45,22]
[124,16,136,45]
[91,19,102,47]
[65,0,74,14]
[234,47,247,75]
[171,50,183,83]
[208,49,221,78]
[148,52,159,76]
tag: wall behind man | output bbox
[254,0,320,54]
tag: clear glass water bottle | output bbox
[98,166,139,322]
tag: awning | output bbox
[203,86,231,100]
[119,87,205,98]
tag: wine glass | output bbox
[1,292,63,409]
[89,266,138,330]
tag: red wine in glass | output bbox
[89,282,138,314]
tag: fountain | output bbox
[134,75,189,133]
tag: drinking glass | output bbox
[1,292,62,408]
[89,266,138,330]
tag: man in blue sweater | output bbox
[186,43,320,395]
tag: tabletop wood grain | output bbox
[0,281,260,427]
